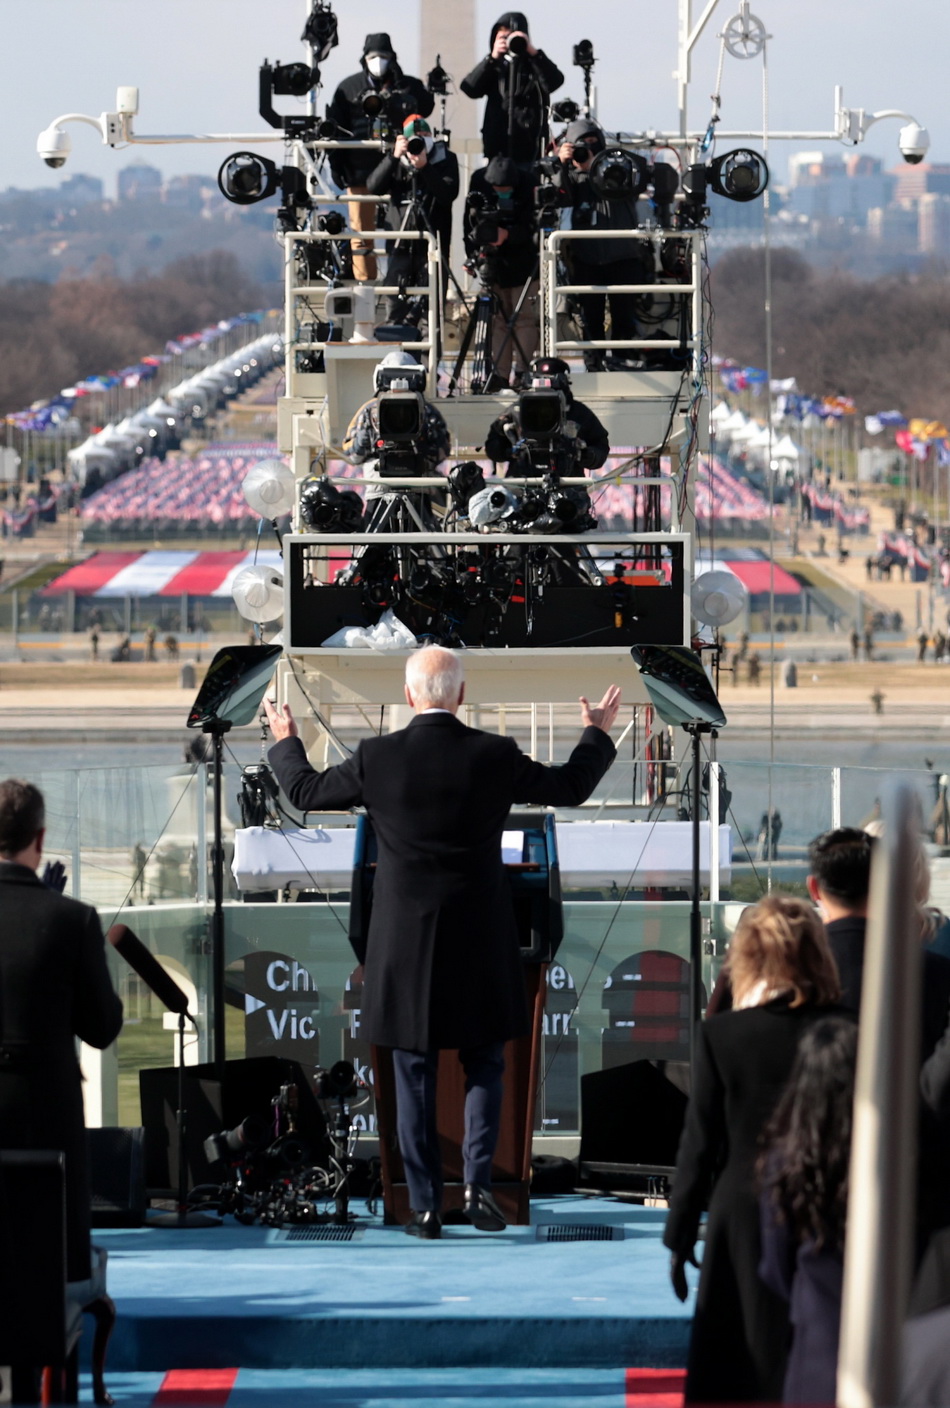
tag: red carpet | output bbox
[152,1369,239,1405]
[625,1367,686,1407]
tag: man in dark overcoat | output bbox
[265,646,619,1238]
[0,779,123,1280]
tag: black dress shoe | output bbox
[463,1183,506,1232]
[405,1210,441,1239]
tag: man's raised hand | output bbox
[263,697,299,742]
[579,685,621,733]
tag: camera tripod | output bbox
[339,480,447,599]
[386,169,470,345]
[449,265,538,394]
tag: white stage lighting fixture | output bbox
[242,459,295,520]
[232,564,285,624]
[691,570,748,628]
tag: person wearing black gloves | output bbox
[461,12,563,166]
[367,115,459,322]
[485,356,609,475]
[553,118,654,369]
[326,34,434,282]
[464,156,540,389]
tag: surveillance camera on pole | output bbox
[36,125,71,169]
[898,122,930,165]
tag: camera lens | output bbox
[406,136,426,156]
[318,210,345,235]
[507,32,528,55]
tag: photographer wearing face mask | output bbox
[553,118,655,370]
[326,34,434,281]
[366,115,459,322]
[463,156,540,390]
[461,12,564,166]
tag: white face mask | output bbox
[366,54,391,78]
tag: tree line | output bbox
[0,251,268,418]
[711,248,950,422]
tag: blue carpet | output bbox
[78,1367,642,1407]
[89,1197,693,1373]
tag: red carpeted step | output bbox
[625,1366,686,1407]
[152,1368,239,1405]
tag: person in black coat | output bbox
[485,356,610,475]
[0,779,123,1281]
[758,1016,858,1406]
[552,118,655,370]
[464,155,540,389]
[664,894,846,1403]
[460,11,563,165]
[326,34,434,281]
[265,647,619,1239]
[366,115,459,320]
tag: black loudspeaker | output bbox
[579,1059,688,1180]
[87,1127,148,1227]
[139,1056,329,1193]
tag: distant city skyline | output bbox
[5,0,949,198]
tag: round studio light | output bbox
[242,458,296,520]
[691,569,748,627]
[217,151,280,206]
[708,148,769,203]
[231,564,285,624]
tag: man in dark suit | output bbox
[264,646,619,1238]
[807,827,950,1058]
[808,825,950,1255]
[0,779,123,1281]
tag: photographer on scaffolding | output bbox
[326,34,434,282]
[463,156,540,391]
[552,118,654,370]
[461,12,564,166]
[367,115,459,324]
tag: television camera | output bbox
[197,1064,375,1227]
[496,387,596,482]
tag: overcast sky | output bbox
[5,0,948,195]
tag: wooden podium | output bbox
[352,814,561,1227]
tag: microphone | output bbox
[107,924,191,1016]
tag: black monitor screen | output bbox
[186,645,283,730]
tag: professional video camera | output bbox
[196,1065,375,1227]
[464,188,543,282]
[498,388,590,479]
[465,477,596,535]
[299,476,365,533]
[367,359,432,478]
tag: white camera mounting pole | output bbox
[38,89,285,160]
[676,0,723,140]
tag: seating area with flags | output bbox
[78,445,287,542]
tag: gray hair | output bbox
[405,645,464,708]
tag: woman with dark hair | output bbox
[664,894,848,1403]
[758,1017,858,1405]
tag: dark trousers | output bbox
[571,255,653,362]
[391,1042,506,1211]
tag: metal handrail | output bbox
[540,227,704,371]
[284,228,441,393]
